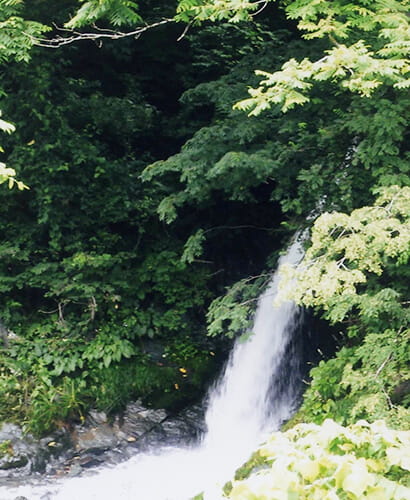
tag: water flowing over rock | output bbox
[0,236,305,500]
[0,402,203,484]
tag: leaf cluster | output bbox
[66,0,142,28]
[223,419,410,499]
[279,187,410,427]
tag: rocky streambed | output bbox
[0,400,204,489]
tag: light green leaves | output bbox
[175,0,410,111]
[0,113,15,135]
[278,186,410,323]
[235,59,313,114]
[0,111,27,190]
[237,40,410,114]
[176,0,263,24]
[225,419,410,500]
[277,187,409,427]
[0,163,27,190]
[230,0,410,113]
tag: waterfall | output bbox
[202,236,304,455]
[0,237,304,500]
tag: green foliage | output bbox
[142,32,357,223]
[0,439,13,458]
[223,419,410,499]
[176,0,260,24]
[0,4,223,433]
[279,187,410,427]
[143,22,408,225]
[0,111,28,190]
[0,327,206,434]
[206,274,270,337]
[175,0,410,112]
[0,0,408,438]
[301,329,410,428]
[279,186,410,325]
[0,0,49,63]
[66,0,142,28]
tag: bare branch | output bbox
[25,18,173,49]
[375,352,393,378]
[203,224,277,235]
[58,302,66,324]
[89,296,97,321]
[251,2,268,17]
[177,21,193,42]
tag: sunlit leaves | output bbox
[176,0,263,24]
[237,40,410,114]
[0,112,27,189]
[278,186,410,324]
[224,0,410,113]
[0,163,27,190]
[276,186,410,426]
[0,113,15,135]
[225,419,410,500]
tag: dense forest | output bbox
[0,0,408,473]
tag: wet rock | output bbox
[72,424,119,452]
[0,454,28,470]
[66,462,82,477]
[119,401,167,439]
[0,423,72,477]
[0,423,36,474]
[87,410,109,426]
[77,455,103,468]
[0,399,204,484]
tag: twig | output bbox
[251,1,268,17]
[177,21,193,41]
[58,302,66,324]
[203,224,276,235]
[89,296,97,321]
[375,352,393,378]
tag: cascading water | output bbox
[0,237,304,500]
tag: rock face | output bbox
[0,423,72,478]
[0,400,204,483]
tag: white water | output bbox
[0,238,304,500]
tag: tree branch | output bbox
[25,18,173,49]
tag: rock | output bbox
[0,423,34,473]
[0,423,72,476]
[0,423,24,443]
[0,399,204,484]
[0,455,28,470]
[120,401,167,439]
[72,424,119,452]
[66,462,82,477]
[78,455,103,468]
[87,410,108,426]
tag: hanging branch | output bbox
[25,18,173,49]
